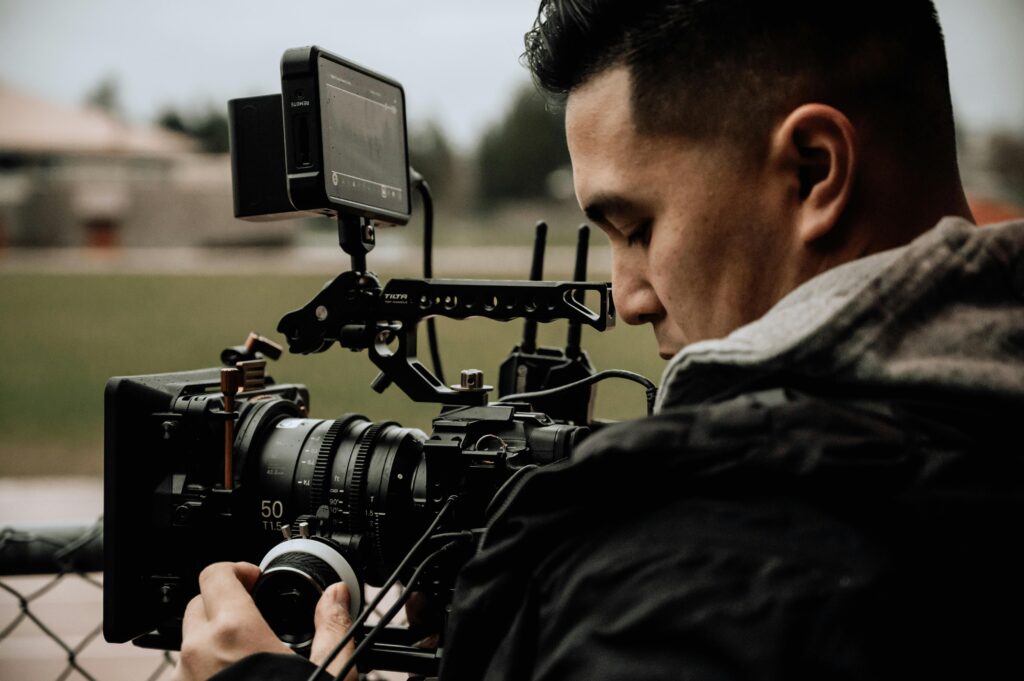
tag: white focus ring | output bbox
[258,538,362,617]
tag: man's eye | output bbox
[626,221,652,247]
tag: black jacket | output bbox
[441,389,1024,680]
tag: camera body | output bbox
[104,45,628,675]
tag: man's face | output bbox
[566,66,795,358]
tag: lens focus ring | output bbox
[310,415,366,513]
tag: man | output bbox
[179,1,1024,679]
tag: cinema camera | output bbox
[103,46,656,677]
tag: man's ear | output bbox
[769,104,858,245]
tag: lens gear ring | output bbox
[345,421,391,533]
[310,415,365,513]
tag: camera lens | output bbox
[325,421,428,582]
[244,411,373,536]
[236,399,427,583]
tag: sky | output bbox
[0,0,1022,150]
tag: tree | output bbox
[156,105,230,153]
[190,109,230,153]
[157,109,188,135]
[476,84,570,206]
[408,120,455,202]
[84,76,122,117]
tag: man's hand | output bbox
[173,561,357,681]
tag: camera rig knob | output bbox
[221,332,284,366]
[453,369,492,395]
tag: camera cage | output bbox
[104,45,658,677]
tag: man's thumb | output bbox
[310,582,357,680]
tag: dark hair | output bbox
[524,0,957,162]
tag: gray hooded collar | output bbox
[656,217,1024,411]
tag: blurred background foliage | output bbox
[476,86,570,207]
[157,105,231,154]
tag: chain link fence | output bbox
[0,519,175,681]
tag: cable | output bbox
[330,541,460,681]
[484,465,538,519]
[429,530,478,543]
[304,495,459,681]
[305,495,457,680]
[497,369,659,416]
[411,171,446,386]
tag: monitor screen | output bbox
[317,55,409,218]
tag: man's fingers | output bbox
[197,562,265,621]
[310,582,357,680]
[230,561,263,591]
[175,562,296,681]
[180,594,207,642]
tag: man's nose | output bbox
[611,251,662,326]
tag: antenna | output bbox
[522,221,548,354]
[494,222,598,423]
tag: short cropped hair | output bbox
[524,0,957,162]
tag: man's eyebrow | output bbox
[582,194,642,226]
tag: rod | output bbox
[220,368,241,489]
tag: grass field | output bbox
[0,271,667,476]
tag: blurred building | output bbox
[960,129,1024,224]
[0,86,300,249]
